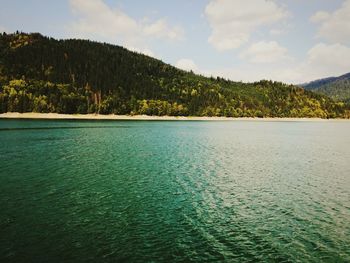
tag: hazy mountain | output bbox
[302,73,350,104]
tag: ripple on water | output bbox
[0,120,350,262]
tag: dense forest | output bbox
[0,32,349,118]
[302,73,350,104]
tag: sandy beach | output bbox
[0,112,348,121]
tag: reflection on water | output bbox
[0,119,350,262]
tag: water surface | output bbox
[0,119,350,262]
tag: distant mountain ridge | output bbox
[302,73,350,104]
[0,32,349,118]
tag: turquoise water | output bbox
[0,119,350,262]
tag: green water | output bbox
[0,119,350,262]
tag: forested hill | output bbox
[0,32,349,118]
[302,73,350,104]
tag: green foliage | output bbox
[0,32,349,118]
[314,79,350,104]
[303,73,350,105]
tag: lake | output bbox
[0,119,350,262]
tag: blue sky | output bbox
[0,0,349,83]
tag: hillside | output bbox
[0,32,349,118]
[302,73,350,104]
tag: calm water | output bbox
[0,119,350,262]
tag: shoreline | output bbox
[0,112,349,121]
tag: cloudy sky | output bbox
[0,0,349,84]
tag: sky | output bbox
[0,0,349,84]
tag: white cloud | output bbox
[311,0,350,44]
[69,0,138,38]
[310,11,330,23]
[239,41,291,63]
[299,43,350,81]
[204,0,289,51]
[68,0,184,55]
[176,59,199,72]
[193,42,350,84]
[143,19,184,40]
[0,25,9,33]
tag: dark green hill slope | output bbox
[302,73,350,104]
[0,32,349,118]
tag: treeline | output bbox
[0,32,349,118]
